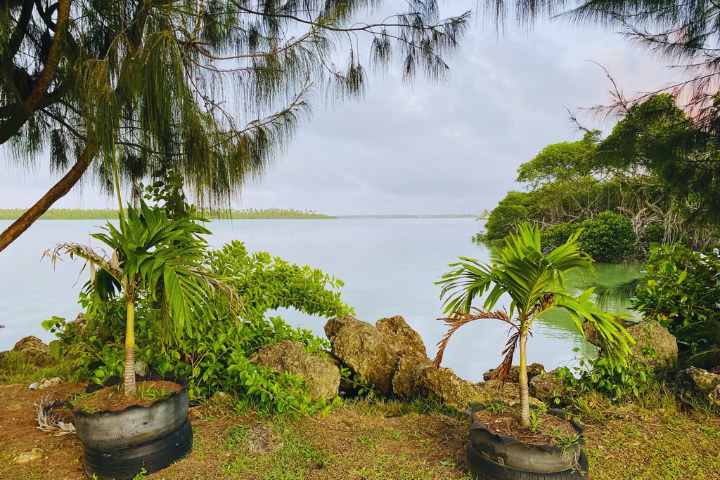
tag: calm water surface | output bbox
[0,218,641,381]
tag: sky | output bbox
[0,6,681,215]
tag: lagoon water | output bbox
[0,218,641,381]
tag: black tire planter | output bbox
[467,442,588,480]
[83,419,193,480]
[73,380,191,479]
[74,387,189,450]
[466,403,587,479]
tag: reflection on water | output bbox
[0,218,643,382]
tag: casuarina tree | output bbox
[0,0,469,252]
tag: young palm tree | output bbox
[434,223,633,427]
[45,201,237,394]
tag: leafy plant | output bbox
[578,212,637,263]
[634,244,720,365]
[555,349,658,399]
[435,223,633,427]
[44,200,237,394]
[528,409,543,432]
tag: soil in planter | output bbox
[73,381,183,412]
[474,407,578,447]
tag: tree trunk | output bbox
[124,298,136,394]
[0,143,97,253]
[518,331,530,428]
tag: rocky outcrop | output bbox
[482,363,545,383]
[250,341,340,401]
[675,367,720,407]
[529,368,566,403]
[626,320,678,368]
[324,315,398,395]
[9,336,54,367]
[413,364,489,410]
[583,320,677,369]
[376,315,427,357]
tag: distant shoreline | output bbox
[0,209,484,220]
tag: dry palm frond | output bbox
[35,395,75,436]
[42,243,121,281]
[434,307,518,373]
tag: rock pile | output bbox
[250,340,340,401]
[583,319,678,368]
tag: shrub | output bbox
[540,222,582,251]
[634,244,720,364]
[556,349,658,400]
[578,212,637,262]
[45,240,353,416]
[477,191,540,242]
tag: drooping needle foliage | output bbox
[0,0,469,252]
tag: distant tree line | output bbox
[0,208,335,220]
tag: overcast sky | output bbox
[0,8,679,215]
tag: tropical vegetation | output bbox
[435,223,632,427]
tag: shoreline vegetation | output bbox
[0,209,483,220]
[0,208,336,220]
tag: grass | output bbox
[0,352,79,386]
[3,354,720,480]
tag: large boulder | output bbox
[324,315,399,395]
[250,341,340,401]
[626,320,678,368]
[10,336,54,366]
[529,368,566,403]
[482,363,545,383]
[583,320,677,369]
[376,315,427,357]
[414,364,489,410]
[675,367,720,407]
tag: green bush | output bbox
[540,222,582,251]
[578,211,637,262]
[44,240,353,416]
[556,350,658,400]
[539,212,637,262]
[634,244,720,364]
[476,191,540,242]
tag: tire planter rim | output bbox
[466,402,585,474]
[466,441,588,479]
[74,385,189,451]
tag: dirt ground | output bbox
[4,382,720,480]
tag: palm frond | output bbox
[592,278,643,309]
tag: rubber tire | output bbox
[467,442,588,480]
[83,419,193,480]
[74,388,188,450]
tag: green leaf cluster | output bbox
[541,212,637,263]
[45,236,353,416]
[634,244,720,366]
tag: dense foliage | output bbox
[45,239,352,414]
[477,96,720,257]
[633,244,720,365]
[541,212,637,263]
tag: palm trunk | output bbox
[518,330,530,428]
[124,298,136,394]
